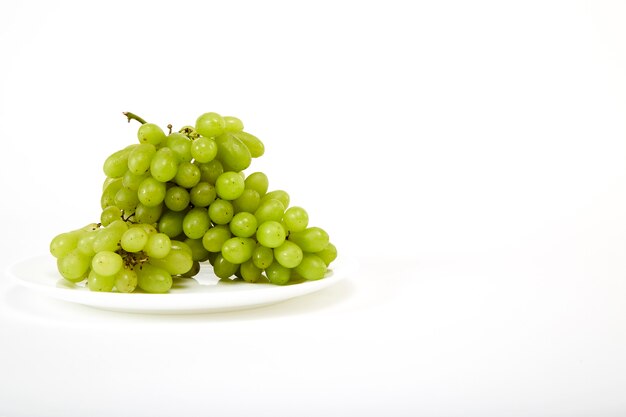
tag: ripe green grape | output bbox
[232,189,261,213]
[57,249,91,282]
[120,227,149,253]
[92,251,123,276]
[208,199,234,225]
[50,232,80,258]
[252,245,274,269]
[215,132,251,172]
[256,221,286,248]
[137,123,166,145]
[137,177,166,207]
[77,231,98,257]
[136,263,173,293]
[165,186,191,212]
[255,199,285,224]
[231,131,264,158]
[183,207,211,239]
[150,147,178,182]
[115,268,138,293]
[134,202,163,224]
[191,137,218,163]
[273,240,303,268]
[283,206,309,232]
[166,133,192,162]
[215,171,245,200]
[265,262,291,285]
[189,182,216,207]
[158,210,186,238]
[196,112,225,138]
[223,116,244,132]
[288,227,329,253]
[100,206,122,226]
[294,254,327,281]
[145,232,172,259]
[184,238,210,262]
[229,212,258,237]
[128,143,156,175]
[202,225,232,252]
[240,259,262,282]
[244,172,269,196]
[174,161,201,188]
[149,245,193,275]
[101,178,123,209]
[221,237,255,264]
[114,187,139,212]
[122,171,150,191]
[88,269,115,292]
[103,145,136,178]
[261,190,290,209]
[198,159,223,184]
[212,253,238,279]
[315,243,337,266]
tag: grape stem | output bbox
[123,112,147,125]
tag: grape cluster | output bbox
[49,112,337,293]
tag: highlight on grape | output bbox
[49,112,337,293]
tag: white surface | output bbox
[8,255,352,314]
[1,1,626,416]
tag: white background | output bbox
[1,1,626,416]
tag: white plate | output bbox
[7,255,354,314]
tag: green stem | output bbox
[123,112,147,124]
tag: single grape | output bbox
[174,161,201,188]
[208,199,234,225]
[92,251,123,276]
[231,131,264,158]
[214,132,251,172]
[136,263,172,293]
[215,171,245,200]
[127,143,156,175]
[120,227,149,253]
[150,147,179,182]
[88,269,115,292]
[57,249,91,282]
[255,198,285,224]
[122,171,150,191]
[256,221,286,248]
[189,182,216,207]
[212,253,238,279]
[294,254,327,281]
[202,225,232,252]
[137,177,166,207]
[103,145,136,178]
[252,245,274,269]
[221,237,255,264]
[77,231,99,257]
[283,206,309,232]
[261,190,290,209]
[92,227,124,253]
[244,172,269,196]
[229,212,258,238]
[100,206,122,226]
[265,262,291,285]
[149,245,193,276]
[165,186,191,212]
[115,268,138,293]
[198,159,223,184]
[50,232,80,258]
[273,240,303,268]
[195,112,225,138]
[288,227,329,253]
[190,137,218,163]
[114,186,139,212]
[315,243,338,266]
[166,133,193,162]
[144,232,172,259]
[240,259,262,283]
[158,210,186,238]
[134,203,163,224]
[137,123,166,146]
[232,189,261,213]
[101,178,123,209]
[184,238,210,262]
[223,116,244,132]
[183,207,211,239]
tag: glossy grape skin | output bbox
[128,143,156,175]
[231,131,264,158]
[215,133,251,172]
[202,225,232,252]
[212,254,238,279]
[137,123,166,145]
[232,189,261,214]
[273,240,303,268]
[114,187,139,212]
[283,206,309,232]
[101,178,123,209]
[252,245,274,269]
[150,147,179,182]
[183,207,211,239]
[195,112,226,138]
[134,203,163,224]
[115,268,138,293]
[244,172,269,196]
[184,238,210,262]
[215,171,245,200]
[92,251,123,276]
[229,212,258,238]
[50,232,80,258]
[158,210,186,238]
[240,259,262,283]
[256,221,286,248]
[165,186,191,212]
[255,199,285,224]
[315,243,338,266]
[265,262,291,285]
[88,270,116,292]
[198,160,223,184]
[223,116,244,132]
[103,145,136,178]
[295,254,327,281]
[137,177,166,207]
[136,263,173,293]
[288,227,330,253]
[221,237,255,264]
[122,171,150,191]
[149,245,193,276]
[261,190,290,210]
[120,227,149,253]
[208,199,234,225]
[57,249,91,282]
[144,233,172,259]
[189,182,216,207]
[190,137,218,163]
[166,133,192,163]
[174,162,201,188]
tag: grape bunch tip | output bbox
[49,111,338,293]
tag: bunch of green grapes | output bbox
[50,111,337,293]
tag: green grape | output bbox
[198,159,223,184]
[184,238,210,262]
[136,223,157,235]
[255,198,285,224]
[221,237,255,264]
[100,206,122,226]
[212,253,238,279]
[256,221,286,248]
[231,131,264,158]
[114,187,139,212]
[295,254,327,281]
[136,263,172,293]
[244,172,269,196]
[101,178,123,209]
[103,145,136,178]
[102,176,117,191]
[50,232,80,258]
[288,227,329,253]
[92,251,123,276]
[92,228,123,253]
[137,123,166,145]
[174,161,201,188]
[195,112,225,138]
[158,210,186,238]
[261,190,290,209]
[273,240,303,268]
[120,227,149,252]
[265,262,291,285]
[115,268,138,293]
[77,231,99,257]
[134,203,163,224]
[145,232,172,259]
[57,249,91,282]
[190,137,218,163]
[128,143,156,175]
[171,239,193,255]
[137,177,166,207]
[202,225,232,252]
[315,243,337,266]
[229,212,258,238]
[232,189,261,213]
[180,261,201,278]
[208,199,234,225]
[122,171,150,191]
[149,245,193,275]
[189,182,216,207]
[165,186,191,212]
[215,132,251,172]
[166,132,193,162]
[283,206,308,232]
[215,171,245,200]
[150,147,179,182]
[182,207,211,239]
[88,269,115,292]
[223,116,244,132]
[240,259,262,283]
[252,245,273,269]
